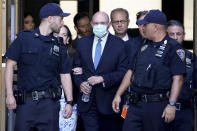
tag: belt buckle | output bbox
[32,91,39,101]
[176,102,181,111]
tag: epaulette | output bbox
[16,29,33,36]
[17,29,33,33]
[13,30,33,39]
[20,29,39,38]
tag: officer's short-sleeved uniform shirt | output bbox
[129,34,185,74]
[178,50,193,101]
[128,34,186,92]
[5,28,71,92]
[194,55,197,89]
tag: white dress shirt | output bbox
[92,32,109,62]
[122,33,129,42]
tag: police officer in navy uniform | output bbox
[112,10,186,131]
[126,10,148,66]
[167,20,194,131]
[5,3,73,131]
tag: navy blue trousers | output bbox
[169,108,194,131]
[80,99,123,131]
[15,99,60,131]
[123,100,170,131]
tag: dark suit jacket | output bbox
[125,35,144,65]
[73,33,128,115]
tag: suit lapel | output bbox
[86,35,95,72]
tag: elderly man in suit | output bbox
[74,11,128,131]
[110,8,130,41]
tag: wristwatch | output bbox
[67,100,74,106]
[169,101,175,106]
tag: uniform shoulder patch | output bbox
[176,49,185,61]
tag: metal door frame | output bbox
[0,0,6,130]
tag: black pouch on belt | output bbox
[127,91,139,104]
[49,86,62,100]
[13,89,25,105]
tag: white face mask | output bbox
[93,24,108,38]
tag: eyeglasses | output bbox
[112,20,128,25]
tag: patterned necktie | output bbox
[94,39,102,69]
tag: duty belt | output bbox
[176,101,192,111]
[26,90,51,101]
[128,91,169,103]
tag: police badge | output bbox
[141,45,148,52]
[53,45,60,56]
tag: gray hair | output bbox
[110,8,129,20]
[167,20,185,33]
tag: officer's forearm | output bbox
[5,59,16,97]
[116,69,132,96]
[169,75,184,102]
[60,74,73,101]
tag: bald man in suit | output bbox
[73,11,128,131]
